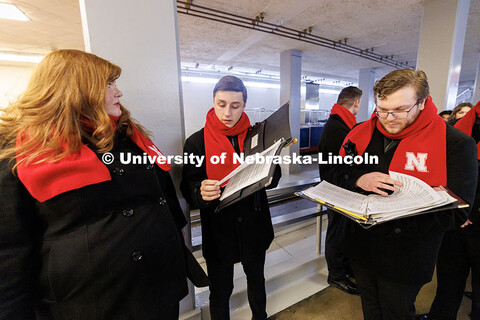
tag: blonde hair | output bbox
[0,49,148,171]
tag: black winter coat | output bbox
[332,125,478,285]
[469,120,480,222]
[318,114,351,183]
[0,134,188,320]
[180,128,279,264]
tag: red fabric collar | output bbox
[454,100,480,160]
[17,116,170,202]
[204,108,251,185]
[127,123,172,172]
[330,103,357,129]
[340,96,447,186]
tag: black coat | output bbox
[180,128,278,264]
[318,114,351,183]
[0,134,188,320]
[470,120,480,222]
[332,125,478,285]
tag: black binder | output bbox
[296,184,468,228]
[216,102,292,212]
[243,102,292,156]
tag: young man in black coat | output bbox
[331,69,477,320]
[181,76,280,320]
[318,86,362,295]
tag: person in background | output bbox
[318,86,362,295]
[331,69,477,320]
[447,102,473,125]
[0,49,197,320]
[181,76,281,320]
[418,100,480,320]
[439,110,452,122]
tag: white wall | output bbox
[318,92,338,110]
[0,65,34,108]
[80,0,186,160]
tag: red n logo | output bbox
[404,152,428,172]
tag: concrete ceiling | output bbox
[1,0,479,86]
[0,0,83,54]
[178,0,480,85]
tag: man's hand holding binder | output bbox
[356,172,403,196]
[200,179,221,201]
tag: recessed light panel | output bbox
[0,3,29,21]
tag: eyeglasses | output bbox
[375,100,420,119]
[107,80,117,89]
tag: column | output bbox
[357,68,376,122]
[79,0,198,318]
[280,49,302,174]
[473,53,480,104]
[416,0,470,111]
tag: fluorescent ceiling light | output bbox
[182,76,218,84]
[0,52,44,63]
[0,3,29,21]
[319,88,341,94]
[243,81,280,89]
[182,76,280,89]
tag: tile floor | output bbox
[194,219,322,295]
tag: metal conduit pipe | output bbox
[177,0,413,69]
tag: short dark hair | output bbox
[373,69,429,102]
[337,86,362,107]
[439,110,452,117]
[213,76,247,103]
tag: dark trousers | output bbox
[206,255,267,320]
[325,209,352,280]
[429,226,480,320]
[353,261,423,320]
[162,302,180,320]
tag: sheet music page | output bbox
[219,139,283,200]
[369,190,457,223]
[366,171,443,215]
[302,181,368,214]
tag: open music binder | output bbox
[215,102,292,212]
[296,171,468,228]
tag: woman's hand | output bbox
[355,172,402,196]
[200,179,221,201]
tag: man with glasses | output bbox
[318,86,362,295]
[331,69,477,320]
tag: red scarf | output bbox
[17,116,171,202]
[340,96,447,186]
[454,100,480,160]
[204,108,251,185]
[330,103,357,129]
